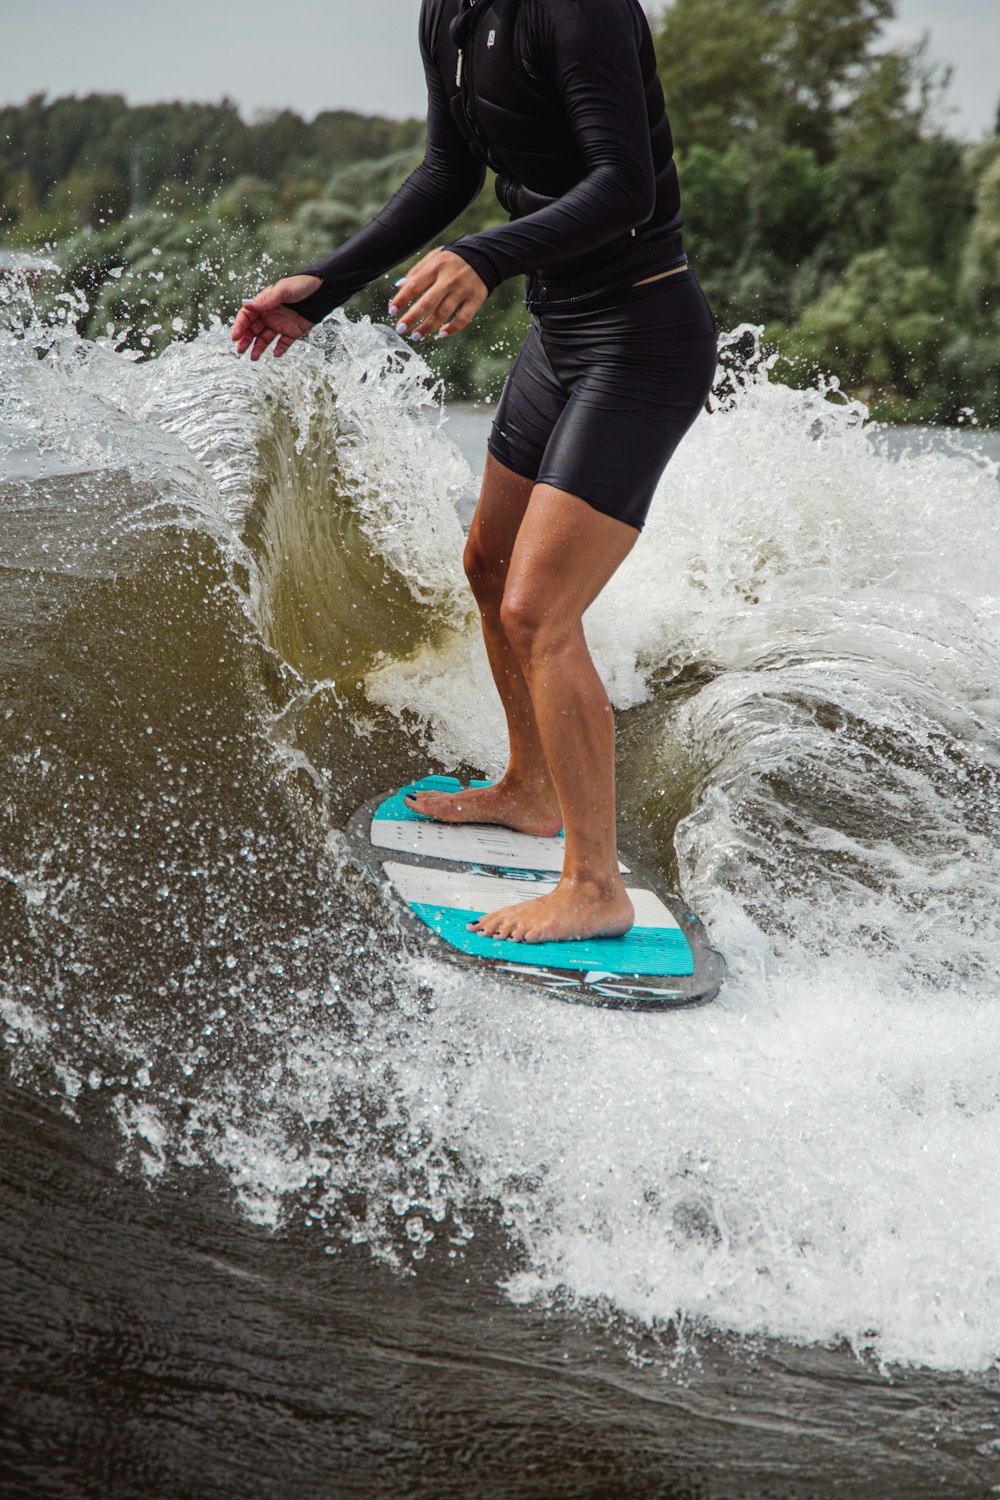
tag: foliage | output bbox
[766,249,956,422]
[653,0,895,161]
[0,93,423,231]
[960,144,1000,325]
[679,140,839,323]
[946,143,1000,426]
[651,0,993,423]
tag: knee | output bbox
[463,533,506,610]
[499,587,557,663]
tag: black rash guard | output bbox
[290,0,684,325]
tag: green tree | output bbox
[767,248,955,420]
[943,144,1000,425]
[215,174,280,229]
[0,93,131,203]
[652,0,893,160]
[961,145,1000,325]
[675,142,749,281]
[679,139,836,323]
[0,94,425,220]
[50,168,129,229]
[885,134,973,276]
[0,168,41,232]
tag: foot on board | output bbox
[469,879,635,944]
[404,778,562,838]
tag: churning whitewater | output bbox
[2,286,1000,1376]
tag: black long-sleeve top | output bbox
[290,0,683,323]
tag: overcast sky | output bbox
[1,0,996,140]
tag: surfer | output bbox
[231,0,717,945]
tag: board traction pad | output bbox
[346,776,726,1011]
[372,778,630,874]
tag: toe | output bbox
[497,908,525,939]
[407,792,446,819]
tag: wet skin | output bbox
[404,455,637,945]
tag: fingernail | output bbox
[388,303,399,317]
[394,276,406,286]
[436,328,450,339]
[396,321,408,335]
[410,331,424,343]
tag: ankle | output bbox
[500,769,558,800]
[562,869,626,901]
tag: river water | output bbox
[2,288,1000,1497]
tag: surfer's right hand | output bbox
[231,276,321,360]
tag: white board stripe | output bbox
[382,862,679,930]
[371,817,629,874]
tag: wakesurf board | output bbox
[345,775,726,1010]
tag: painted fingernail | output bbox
[388,303,399,317]
[436,328,450,339]
[396,321,408,335]
[410,331,424,343]
[394,276,406,286]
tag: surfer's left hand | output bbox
[389,249,487,342]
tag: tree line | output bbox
[0,94,423,226]
[1,0,998,425]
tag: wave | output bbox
[2,304,1000,1373]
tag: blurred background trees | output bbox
[1,0,997,423]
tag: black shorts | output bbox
[487,268,718,531]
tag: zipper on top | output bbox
[454,0,498,170]
[455,0,478,86]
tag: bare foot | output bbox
[469,877,634,944]
[404,778,562,838]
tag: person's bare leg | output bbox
[470,484,639,943]
[405,454,562,835]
